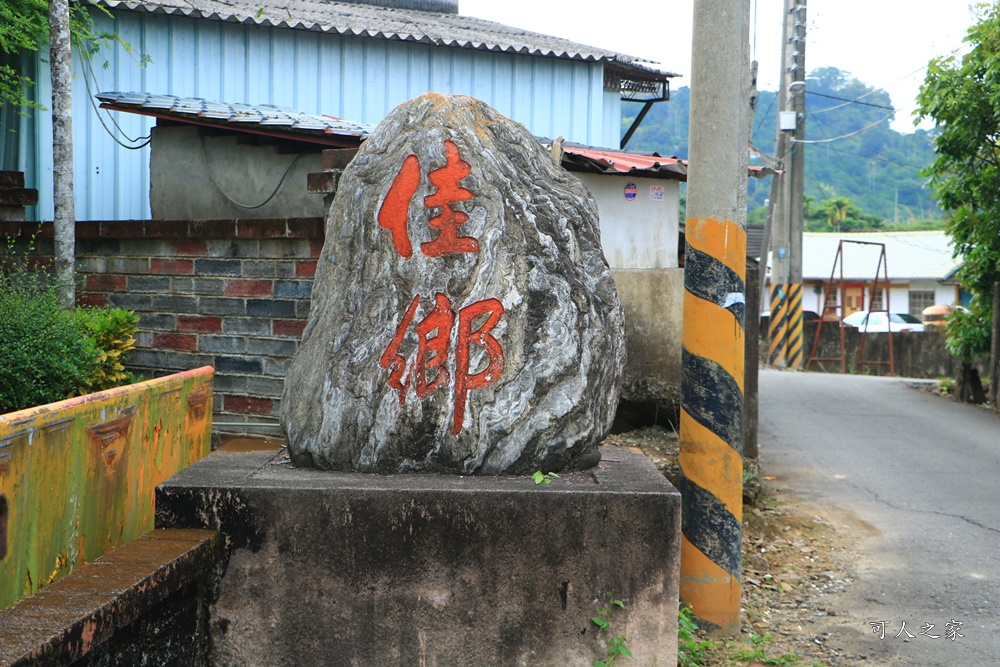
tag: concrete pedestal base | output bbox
[156,444,681,666]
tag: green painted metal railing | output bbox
[0,367,213,609]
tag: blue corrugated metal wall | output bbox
[21,9,620,221]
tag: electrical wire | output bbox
[78,47,151,149]
[200,134,308,210]
[806,135,928,172]
[807,90,895,111]
[753,90,777,138]
[792,111,895,144]
[749,142,781,168]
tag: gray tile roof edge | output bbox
[85,0,676,75]
[97,91,375,136]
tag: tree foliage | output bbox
[823,196,851,231]
[916,2,1000,358]
[749,194,886,232]
[0,0,133,112]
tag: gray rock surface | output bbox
[281,93,625,474]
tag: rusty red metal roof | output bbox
[562,145,685,175]
[560,144,777,180]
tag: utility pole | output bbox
[680,0,751,636]
[767,0,806,368]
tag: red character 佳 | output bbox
[376,140,478,259]
[379,293,504,434]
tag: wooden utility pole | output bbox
[767,0,807,368]
[50,0,75,309]
[680,0,751,636]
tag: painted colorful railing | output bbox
[0,367,213,609]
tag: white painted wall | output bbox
[805,280,957,317]
[902,279,958,307]
[573,173,679,269]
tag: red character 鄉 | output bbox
[379,294,504,434]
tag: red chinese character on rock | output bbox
[376,141,479,259]
[380,294,421,402]
[421,140,478,257]
[414,293,454,399]
[377,154,421,259]
[379,294,504,433]
[453,298,504,434]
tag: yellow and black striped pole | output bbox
[680,218,745,634]
[680,0,750,635]
[768,283,788,367]
[785,283,804,368]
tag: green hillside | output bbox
[621,67,942,223]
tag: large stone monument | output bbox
[157,96,680,666]
[282,93,625,475]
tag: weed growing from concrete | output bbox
[532,471,559,485]
[592,593,631,666]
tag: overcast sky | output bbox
[460,0,978,133]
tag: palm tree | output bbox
[824,197,851,233]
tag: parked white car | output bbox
[842,311,925,332]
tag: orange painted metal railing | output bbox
[0,367,213,609]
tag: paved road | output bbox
[759,370,1000,666]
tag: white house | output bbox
[794,231,961,318]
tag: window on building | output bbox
[909,290,935,317]
[870,289,884,311]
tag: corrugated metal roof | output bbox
[560,145,687,179]
[88,0,676,75]
[800,231,959,281]
[560,144,779,180]
[102,92,777,194]
[97,92,374,146]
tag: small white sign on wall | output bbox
[649,185,664,201]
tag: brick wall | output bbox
[4,219,323,431]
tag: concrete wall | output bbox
[803,323,986,378]
[0,368,212,609]
[570,173,683,425]
[576,173,680,270]
[0,529,218,665]
[156,445,681,666]
[614,269,684,385]
[612,269,684,427]
[150,126,325,220]
[6,219,319,430]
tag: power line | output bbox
[806,90,895,111]
[792,111,894,144]
[808,141,929,172]
[753,90,777,138]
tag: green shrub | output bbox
[0,231,141,413]
[71,307,140,394]
[0,283,97,414]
